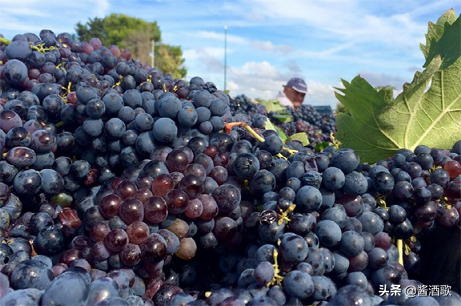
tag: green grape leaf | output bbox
[259,100,292,123]
[423,11,461,70]
[260,99,286,113]
[315,141,331,152]
[271,112,292,123]
[336,11,461,164]
[264,118,288,141]
[275,126,288,141]
[335,54,461,164]
[420,9,457,59]
[286,133,310,147]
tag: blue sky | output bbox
[1,0,460,109]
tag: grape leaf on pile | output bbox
[263,117,310,146]
[335,11,461,164]
[260,100,292,123]
[286,133,310,147]
[260,99,286,112]
[264,118,288,140]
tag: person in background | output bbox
[275,77,308,108]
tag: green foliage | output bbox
[335,9,461,164]
[75,14,186,78]
[264,118,288,141]
[75,14,160,48]
[75,17,106,43]
[423,12,461,70]
[155,44,187,79]
[259,99,285,113]
[315,141,330,152]
[259,100,292,123]
[420,9,457,59]
[264,118,310,147]
[286,133,309,147]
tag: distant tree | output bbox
[75,17,107,43]
[154,44,187,79]
[121,26,154,65]
[75,14,187,78]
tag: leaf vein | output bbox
[413,92,461,148]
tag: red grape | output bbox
[119,198,144,225]
[151,174,174,197]
[99,194,122,219]
[126,221,150,245]
[104,229,129,253]
[144,196,168,224]
[165,189,189,215]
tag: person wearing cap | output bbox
[275,77,308,108]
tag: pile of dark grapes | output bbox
[228,95,336,146]
[278,105,337,144]
[0,29,460,306]
[228,95,267,123]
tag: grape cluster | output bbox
[228,95,336,146]
[0,29,460,306]
[228,95,268,122]
[277,105,337,144]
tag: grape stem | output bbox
[0,37,56,53]
[60,82,73,101]
[31,43,58,53]
[329,132,342,149]
[282,146,298,155]
[441,197,452,209]
[377,197,389,210]
[0,37,11,45]
[112,76,123,88]
[224,122,265,143]
[56,62,67,73]
[397,239,404,266]
[268,249,284,287]
[277,204,296,225]
[29,240,38,257]
[276,153,287,160]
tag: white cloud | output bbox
[240,0,428,54]
[0,0,110,36]
[252,41,293,53]
[233,61,280,78]
[224,61,287,100]
[183,47,232,61]
[305,80,338,110]
[183,49,225,73]
[227,80,239,92]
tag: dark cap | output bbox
[284,77,308,93]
